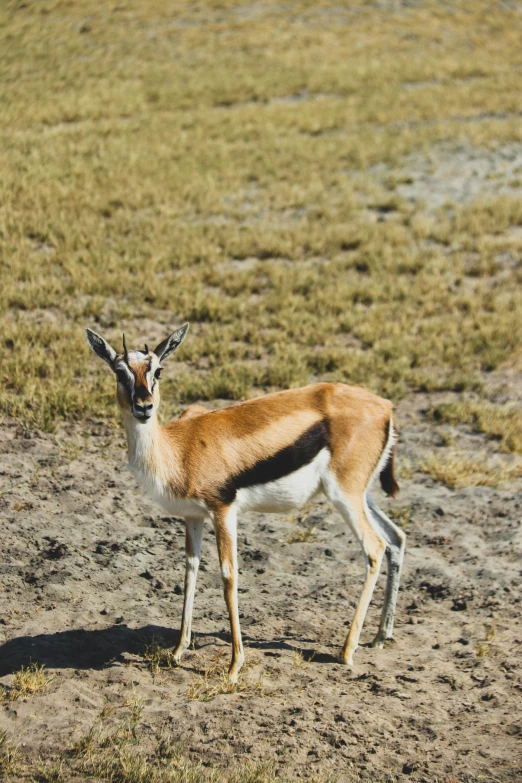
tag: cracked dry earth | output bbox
[0,392,521,782]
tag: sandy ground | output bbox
[1,143,522,780]
[0,385,521,782]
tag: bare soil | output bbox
[1,389,521,781]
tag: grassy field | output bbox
[1,2,522,781]
[1,0,521,435]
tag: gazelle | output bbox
[85,323,405,682]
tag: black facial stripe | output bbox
[115,366,134,401]
[216,420,330,505]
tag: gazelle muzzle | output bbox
[132,385,154,421]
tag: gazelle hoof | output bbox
[227,654,245,684]
[339,653,354,666]
[171,647,185,665]
[370,635,393,649]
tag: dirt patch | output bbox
[377,143,522,211]
[0,396,521,781]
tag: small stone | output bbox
[174,584,183,595]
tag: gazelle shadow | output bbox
[0,625,339,676]
[0,624,176,677]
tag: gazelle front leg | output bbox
[172,517,204,664]
[213,504,244,683]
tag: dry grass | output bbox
[186,649,265,702]
[292,649,315,670]
[38,695,287,783]
[476,623,496,658]
[287,525,318,545]
[285,505,318,544]
[142,638,179,680]
[0,723,302,783]
[430,400,522,454]
[0,731,19,777]
[1,662,54,702]
[397,458,414,481]
[0,2,521,432]
[387,505,412,531]
[419,451,522,490]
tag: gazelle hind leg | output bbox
[173,517,204,663]
[323,474,386,665]
[366,496,406,647]
[213,504,245,683]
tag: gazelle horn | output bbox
[122,333,129,364]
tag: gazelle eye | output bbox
[154,368,162,379]
[116,370,127,384]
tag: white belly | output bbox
[236,448,330,513]
[156,494,208,518]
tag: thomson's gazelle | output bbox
[86,323,405,682]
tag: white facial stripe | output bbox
[149,355,161,392]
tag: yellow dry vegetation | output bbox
[142,637,179,679]
[0,1,521,468]
[186,648,264,701]
[29,692,286,782]
[420,450,522,490]
[430,399,522,454]
[0,662,54,702]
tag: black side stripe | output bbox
[216,420,330,505]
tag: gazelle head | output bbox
[85,323,189,423]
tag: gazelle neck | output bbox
[122,409,161,470]
[121,408,187,503]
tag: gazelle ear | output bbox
[85,328,118,368]
[153,323,189,363]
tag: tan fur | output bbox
[177,405,208,421]
[132,383,393,506]
[113,349,400,680]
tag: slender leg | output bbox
[213,504,244,683]
[173,517,204,663]
[366,496,406,647]
[323,474,386,665]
